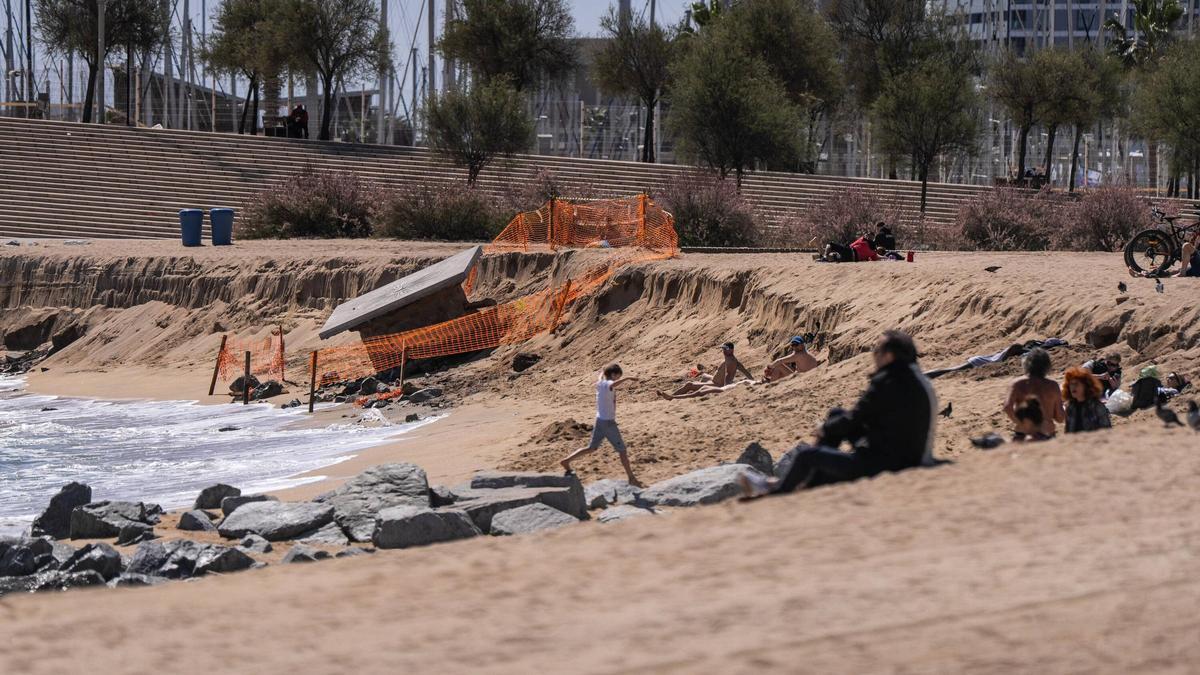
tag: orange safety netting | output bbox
[216,331,286,383]
[313,195,678,385]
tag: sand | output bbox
[3,241,1200,671]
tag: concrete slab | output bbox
[319,246,482,339]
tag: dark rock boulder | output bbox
[220,493,279,516]
[335,547,375,558]
[125,541,173,577]
[69,501,160,539]
[597,504,657,524]
[0,537,54,576]
[216,501,335,541]
[115,523,157,546]
[252,380,284,400]
[489,503,579,536]
[58,542,123,581]
[229,374,260,395]
[193,545,255,575]
[281,398,303,409]
[512,353,542,372]
[584,479,641,510]
[298,521,350,547]
[453,485,588,533]
[281,544,332,564]
[407,388,443,404]
[0,574,39,597]
[429,485,458,508]
[359,377,380,395]
[178,510,218,532]
[237,534,272,554]
[32,569,106,592]
[126,540,252,578]
[469,471,583,491]
[31,482,92,539]
[637,465,763,507]
[735,442,774,476]
[372,506,481,549]
[314,463,431,542]
[194,483,241,510]
[108,573,168,588]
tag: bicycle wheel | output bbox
[1124,229,1178,276]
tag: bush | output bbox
[496,169,603,215]
[773,188,908,248]
[373,181,510,241]
[957,188,1059,251]
[657,173,760,247]
[239,168,380,239]
[1055,185,1151,251]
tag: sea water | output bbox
[0,375,430,535]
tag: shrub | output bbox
[496,169,603,215]
[957,188,1058,251]
[239,168,379,239]
[657,172,760,247]
[373,181,510,241]
[773,188,908,249]
[1055,185,1151,251]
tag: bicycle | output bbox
[1123,204,1200,276]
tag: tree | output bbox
[593,6,676,163]
[873,52,978,213]
[425,79,533,185]
[1066,49,1122,191]
[281,0,389,141]
[203,0,293,135]
[35,0,168,123]
[1133,41,1200,198]
[827,0,926,107]
[670,27,802,186]
[988,49,1050,180]
[1034,50,1093,187]
[686,0,729,30]
[438,0,577,92]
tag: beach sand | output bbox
[3,241,1199,671]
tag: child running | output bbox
[561,364,643,487]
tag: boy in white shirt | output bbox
[561,363,643,487]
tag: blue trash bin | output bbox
[179,209,203,247]
[210,208,235,246]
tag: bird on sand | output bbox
[939,402,953,418]
[1156,278,1165,294]
[1186,400,1200,431]
[1117,281,1127,293]
[984,266,1002,273]
[1156,396,1184,427]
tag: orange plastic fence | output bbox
[313,195,678,385]
[216,331,286,383]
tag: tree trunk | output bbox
[735,167,744,192]
[467,162,481,185]
[1043,123,1058,186]
[1149,138,1158,194]
[250,83,260,135]
[1069,125,1082,193]
[81,64,97,124]
[1017,125,1030,183]
[238,75,257,134]
[919,165,929,214]
[320,75,335,141]
[641,99,655,163]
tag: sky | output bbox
[570,0,691,36]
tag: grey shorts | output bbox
[588,418,627,454]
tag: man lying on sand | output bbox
[741,330,937,497]
[762,336,819,383]
[657,342,754,401]
[1003,348,1065,440]
[562,363,643,487]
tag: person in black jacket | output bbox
[741,330,938,496]
[872,221,897,252]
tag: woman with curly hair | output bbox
[1063,367,1112,434]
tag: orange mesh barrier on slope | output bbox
[216,331,286,383]
[312,195,677,385]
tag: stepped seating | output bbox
[0,116,1066,241]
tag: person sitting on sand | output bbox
[1062,367,1112,434]
[1003,348,1065,439]
[761,336,819,383]
[1175,230,1200,277]
[1012,398,1051,442]
[561,364,642,487]
[872,221,897,252]
[659,342,753,400]
[1083,353,1123,396]
[740,330,937,497]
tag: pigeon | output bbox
[969,432,1005,449]
[1117,281,1127,293]
[1156,399,1184,427]
[984,266,1002,273]
[939,402,953,418]
[1187,400,1200,431]
[1156,278,1164,294]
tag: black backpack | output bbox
[1130,377,1162,411]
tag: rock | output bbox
[252,380,284,400]
[32,569,106,592]
[0,537,54,576]
[193,545,255,575]
[49,540,77,567]
[179,510,218,532]
[404,413,420,423]
[335,547,375,558]
[637,465,762,507]
[108,573,168,588]
[220,493,279,516]
[58,542,123,580]
[281,398,303,409]
[597,505,657,524]
[31,482,92,539]
[314,463,431,542]
[299,521,350,547]
[512,353,542,372]
[429,485,458,508]
[372,506,480,549]
[735,442,774,476]
[469,471,582,491]
[407,387,443,403]
[359,377,380,395]
[217,501,335,541]
[218,426,240,432]
[126,540,252,578]
[229,374,260,395]
[339,381,361,397]
[0,575,39,597]
[453,485,588,533]
[125,541,173,576]
[238,534,273,554]
[774,446,801,480]
[281,544,332,564]
[69,501,159,539]
[115,522,157,546]
[194,483,241,510]
[489,503,579,536]
[584,479,641,510]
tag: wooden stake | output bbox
[399,346,407,396]
[243,351,251,405]
[308,350,318,414]
[207,335,227,397]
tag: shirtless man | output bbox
[1003,348,1065,438]
[658,342,753,400]
[762,336,820,382]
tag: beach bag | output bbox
[1129,377,1162,411]
[1105,389,1133,415]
